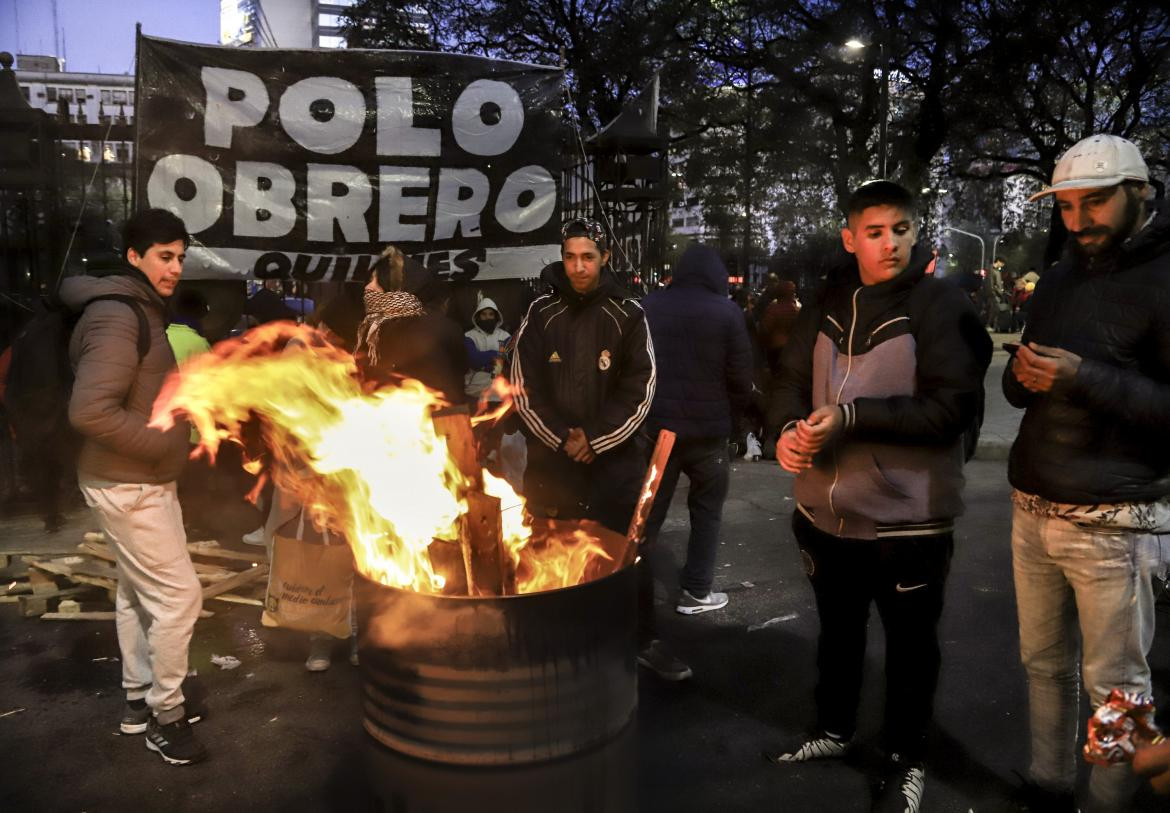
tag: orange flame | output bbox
[150,322,612,595]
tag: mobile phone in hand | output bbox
[1002,342,1021,354]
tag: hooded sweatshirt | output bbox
[642,244,753,439]
[464,296,511,398]
[60,272,190,484]
[771,248,992,539]
[512,262,655,454]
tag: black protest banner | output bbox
[135,35,566,282]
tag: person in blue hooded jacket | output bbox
[637,243,753,679]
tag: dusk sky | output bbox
[0,0,219,74]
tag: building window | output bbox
[318,35,347,48]
[46,87,58,101]
[19,85,30,100]
[59,88,74,101]
[128,91,135,105]
[113,90,127,104]
[671,217,685,228]
[75,88,86,99]
[101,89,111,104]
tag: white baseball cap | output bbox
[1028,134,1149,202]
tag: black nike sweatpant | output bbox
[792,510,953,762]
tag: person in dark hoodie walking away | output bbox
[60,208,206,765]
[637,244,753,679]
[512,217,655,537]
[764,181,991,813]
[1006,134,1170,813]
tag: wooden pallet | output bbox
[4,534,270,620]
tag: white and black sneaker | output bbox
[675,589,729,615]
[145,716,208,765]
[119,699,151,735]
[873,755,925,813]
[764,730,850,763]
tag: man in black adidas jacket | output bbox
[765,181,991,813]
[513,218,655,534]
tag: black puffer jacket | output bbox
[642,244,753,439]
[512,263,655,454]
[1004,209,1170,503]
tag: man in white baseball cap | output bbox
[1005,133,1170,811]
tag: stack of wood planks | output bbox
[0,533,269,621]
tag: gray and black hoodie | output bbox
[770,250,992,539]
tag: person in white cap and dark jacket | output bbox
[1006,133,1170,812]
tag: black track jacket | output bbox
[512,263,656,455]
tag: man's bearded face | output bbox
[1056,184,1145,259]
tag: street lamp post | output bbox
[846,38,890,177]
[943,226,985,277]
[991,234,1005,264]
[877,41,888,178]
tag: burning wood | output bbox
[149,322,631,598]
[622,429,677,567]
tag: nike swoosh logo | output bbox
[895,582,928,593]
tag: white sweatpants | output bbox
[80,480,202,716]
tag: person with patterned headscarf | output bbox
[356,245,467,404]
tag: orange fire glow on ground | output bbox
[149,322,613,595]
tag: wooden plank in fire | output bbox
[427,538,469,596]
[460,491,514,597]
[622,429,677,567]
[432,406,482,488]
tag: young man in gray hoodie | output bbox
[62,208,205,765]
[765,181,991,813]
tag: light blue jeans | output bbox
[1012,503,1160,811]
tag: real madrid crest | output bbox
[598,349,612,371]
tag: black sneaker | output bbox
[764,730,850,763]
[636,640,693,681]
[873,754,925,813]
[119,699,150,735]
[145,716,208,765]
[119,701,205,735]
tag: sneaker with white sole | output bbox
[241,526,267,546]
[764,730,850,763]
[636,640,692,681]
[119,699,150,735]
[120,700,204,735]
[873,754,925,813]
[676,589,729,615]
[305,635,332,672]
[145,716,208,765]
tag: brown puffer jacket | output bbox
[60,272,190,484]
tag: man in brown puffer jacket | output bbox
[61,208,206,766]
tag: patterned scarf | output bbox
[356,290,425,367]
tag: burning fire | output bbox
[150,322,612,595]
